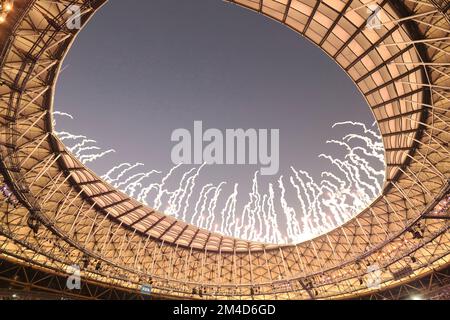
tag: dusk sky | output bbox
[54,0,381,242]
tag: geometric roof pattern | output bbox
[0,0,449,299]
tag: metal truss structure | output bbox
[0,0,448,300]
[0,257,153,300]
[0,256,448,300]
[358,264,450,300]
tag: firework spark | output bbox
[55,112,384,244]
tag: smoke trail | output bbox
[54,112,115,165]
[54,113,384,244]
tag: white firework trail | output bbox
[78,149,116,164]
[57,131,87,141]
[206,182,226,231]
[103,163,131,180]
[151,163,183,210]
[165,167,196,216]
[192,184,214,225]
[279,175,302,241]
[105,163,145,185]
[221,183,239,235]
[68,139,97,154]
[241,172,262,240]
[196,185,215,227]
[55,112,385,244]
[267,184,284,243]
[180,164,208,222]
[74,146,100,157]
[53,111,74,120]
[333,121,380,139]
[122,170,161,198]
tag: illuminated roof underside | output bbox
[0,0,449,299]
